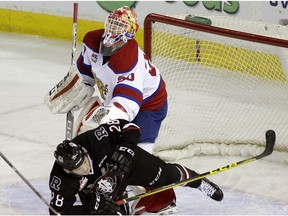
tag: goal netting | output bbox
[144,13,288,163]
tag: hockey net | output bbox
[144,13,288,163]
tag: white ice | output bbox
[0,32,287,215]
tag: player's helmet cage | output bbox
[103,6,139,47]
[54,140,87,171]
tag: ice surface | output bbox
[0,32,287,215]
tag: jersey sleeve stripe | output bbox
[112,84,143,106]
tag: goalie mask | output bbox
[100,6,139,56]
[54,140,87,171]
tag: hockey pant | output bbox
[125,148,199,214]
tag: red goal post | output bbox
[144,13,288,58]
[143,13,288,163]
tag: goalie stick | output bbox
[117,130,276,205]
[66,2,78,141]
[0,151,61,216]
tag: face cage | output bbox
[103,17,135,46]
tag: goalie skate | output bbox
[132,202,177,215]
[197,178,224,201]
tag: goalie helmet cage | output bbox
[143,13,288,163]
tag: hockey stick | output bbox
[116,130,276,205]
[0,152,61,216]
[66,2,78,141]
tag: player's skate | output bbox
[196,178,224,201]
[175,164,223,202]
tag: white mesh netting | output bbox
[148,14,288,163]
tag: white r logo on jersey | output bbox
[50,176,61,191]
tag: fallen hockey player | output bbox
[49,119,223,215]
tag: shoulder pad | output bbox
[108,39,139,74]
[83,29,104,53]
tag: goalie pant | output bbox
[49,119,210,215]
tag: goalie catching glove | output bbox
[44,65,94,114]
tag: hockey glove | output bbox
[44,65,94,114]
[121,122,141,145]
[89,193,120,215]
[111,142,135,176]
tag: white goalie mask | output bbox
[100,6,139,56]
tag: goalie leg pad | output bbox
[131,187,177,215]
[74,96,102,135]
[44,65,94,114]
[78,103,130,134]
[78,105,108,134]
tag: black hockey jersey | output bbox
[49,119,140,215]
